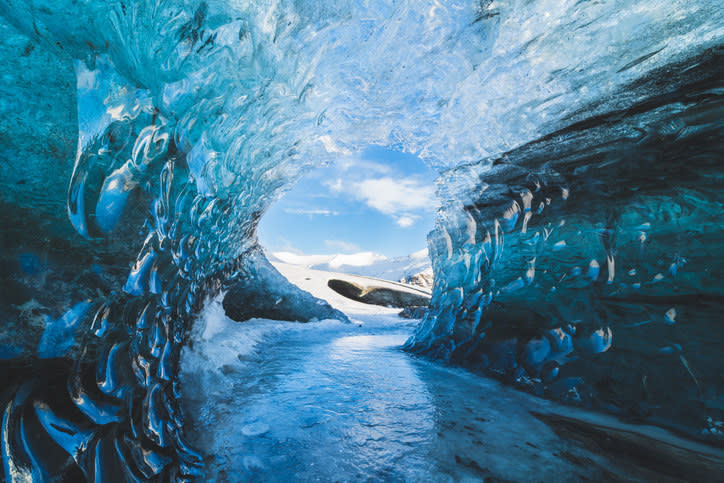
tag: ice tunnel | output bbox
[0,0,722,480]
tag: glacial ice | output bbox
[222,248,348,323]
[37,300,92,358]
[407,47,724,434]
[0,0,721,480]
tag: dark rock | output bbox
[327,278,431,308]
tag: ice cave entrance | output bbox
[258,145,437,284]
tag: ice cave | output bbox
[0,0,722,481]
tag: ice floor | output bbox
[179,267,724,482]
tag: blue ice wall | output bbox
[407,49,724,439]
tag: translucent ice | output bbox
[0,0,721,479]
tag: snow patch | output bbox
[271,248,431,284]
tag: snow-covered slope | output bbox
[270,249,432,285]
[270,262,430,317]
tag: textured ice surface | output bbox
[181,299,724,481]
[406,48,724,440]
[0,0,721,480]
[37,301,92,358]
[222,248,348,323]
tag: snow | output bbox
[181,263,422,377]
[270,248,431,284]
[270,251,388,269]
[271,262,430,316]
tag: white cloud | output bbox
[284,208,339,216]
[395,216,416,227]
[322,156,394,193]
[336,157,391,175]
[326,178,344,193]
[351,177,435,215]
[324,239,361,253]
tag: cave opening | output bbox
[254,144,438,309]
[258,144,438,261]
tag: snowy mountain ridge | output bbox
[270,248,432,286]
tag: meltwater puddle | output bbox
[180,298,723,482]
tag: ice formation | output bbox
[407,49,724,426]
[0,0,721,480]
[222,248,348,323]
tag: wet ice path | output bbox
[180,296,723,482]
[226,329,436,481]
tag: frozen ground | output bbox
[180,266,723,481]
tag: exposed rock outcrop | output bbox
[327,278,430,308]
[400,267,434,290]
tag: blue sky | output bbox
[258,146,438,258]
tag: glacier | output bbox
[406,46,724,432]
[0,0,722,480]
